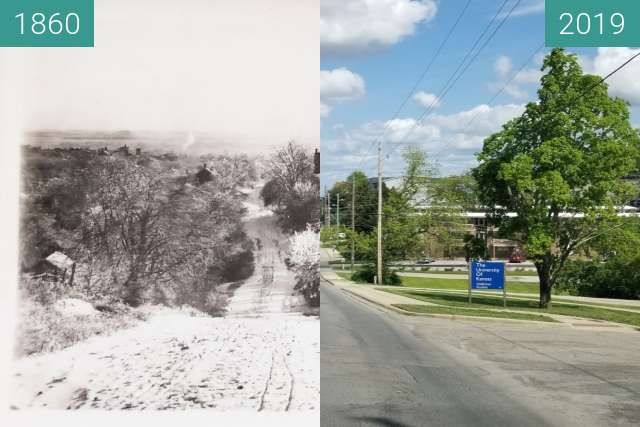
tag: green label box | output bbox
[0,0,94,47]
[546,0,640,47]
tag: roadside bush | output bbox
[287,226,320,307]
[14,297,145,357]
[15,274,147,356]
[556,257,640,299]
[351,263,401,286]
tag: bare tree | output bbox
[261,141,319,232]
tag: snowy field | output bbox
[12,311,318,411]
[11,184,320,412]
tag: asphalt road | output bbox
[320,280,640,427]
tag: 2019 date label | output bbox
[546,0,640,47]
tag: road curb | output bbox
[322,273,639,329]
[324,276,563,326]
[340,286,562,326]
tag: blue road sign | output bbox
[470,261,505,290]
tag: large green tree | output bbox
[328,171,379,233]
[473,48,640,308]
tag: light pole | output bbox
[351,174,355,272]
[377,142,383,285]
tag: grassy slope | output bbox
[399,269,539,277]
[335,271,539,293]
[385,289,640,328]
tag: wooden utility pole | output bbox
[377,142,383,285]
[351,174,356,272]
[336,193,340,228]
[326,191,331,227]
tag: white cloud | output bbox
[494,56,512,79]
[354,118,441,144]
[488,55,542,100]
[321,103,525,186]
[320,67,366,117]
[580,48,640,106]
[513,68,543,85]
[320,102,332,118]
[412,91,441,108]
[499,0,544,18]
[320,68,366,102]
[430,103,525,136]
[321,0,437,55]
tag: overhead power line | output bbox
[394,0,523,149]
[577,50,640,100]
[371,0,473,147]
[347,0,474,176]
[431,41,545,160]
[432,48,640,165]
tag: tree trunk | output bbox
[124,265,143,307]
[535,261,552,308]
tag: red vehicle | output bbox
[509,251,525,263]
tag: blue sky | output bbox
[320,0,640,190]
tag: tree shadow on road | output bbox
[347,416,415,427]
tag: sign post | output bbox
[469,261,507,307]
[503,264,507,308]
[467,261,472,304]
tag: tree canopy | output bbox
[473,48,640,307]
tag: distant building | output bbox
[195,164,213,185]
[135,147,141,156]
[115,145,130,156]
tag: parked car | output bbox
[509,251,525,263]
[337,232,346,239]
[416,257,434,265]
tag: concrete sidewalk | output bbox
[321,269,638,331]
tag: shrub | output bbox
[556,257,640,299]
[15,274,146,356]
[287,226,320,307]
[463,234,489,262]
[14,297,144,357]
[351,264,401,286]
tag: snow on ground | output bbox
[12,183,320,412]
[229,184,307,316]
[12,310,319,411]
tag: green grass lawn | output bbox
[384,289,640,328]
[335,271,539,293]
[398,276,540,293]
[399,269,539,276]
[332,266,538,276]
[393,304,557,322]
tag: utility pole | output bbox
[351,174,355,272]
[326,191,331,227]
[336,193,340,228]
[377,142,383,285]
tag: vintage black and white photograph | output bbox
[3,0,319,415]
